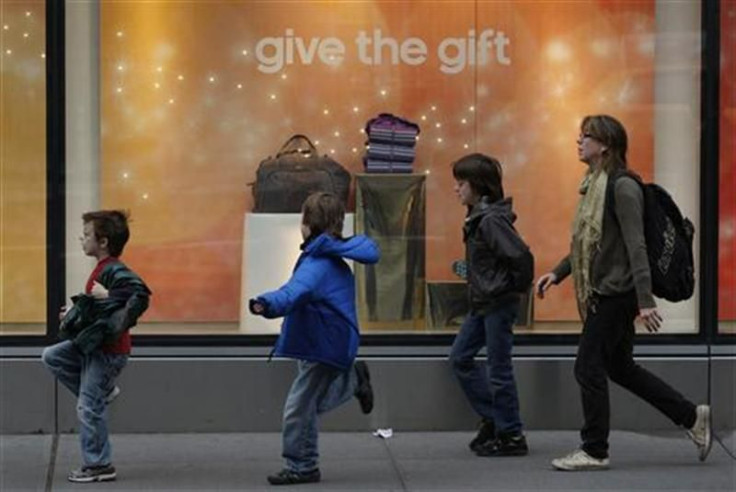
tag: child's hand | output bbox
[90,281,109,299]
[249,299,265,315]
[59,305,69,321]
[451,260,468,280]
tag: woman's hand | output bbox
[535,273,558,299]
[637,307,663,333]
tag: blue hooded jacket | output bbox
[255,233,380,370]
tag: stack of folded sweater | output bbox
[363,113,420,173]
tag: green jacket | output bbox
[59,262,151,354]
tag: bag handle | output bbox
[277,134,318,158]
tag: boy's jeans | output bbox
[282,360,357,473]
[42,340,128,467]
[449,301,523,435]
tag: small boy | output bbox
[449,153,534,457]
[249,192,380,486]
[42,210,151,483]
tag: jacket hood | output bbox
[304,233,380,264]
[467,196,516,224]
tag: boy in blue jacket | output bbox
[250,192,380,486]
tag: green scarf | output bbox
[571,168,608,320]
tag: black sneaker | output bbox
[67,464,117,483]
[267,468,321,485]
[354,361,374,414]
[475,433,528,457]
[469,418,496,452]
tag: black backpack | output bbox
[608,171,695,302]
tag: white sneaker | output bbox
[686,404,712,461]
[105,386,121,405]
[551,449,610,471]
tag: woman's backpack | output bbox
[608,171,695,302]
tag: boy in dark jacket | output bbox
[250,192,380,486]
[449,153,533,457]
[42,210,150,483]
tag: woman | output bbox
[536,115,711,471]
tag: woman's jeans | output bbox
[449,301,523,435]
[282,360,357,473]
[41,340,128,467]
[576,291,696,459]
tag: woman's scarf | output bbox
[571,168,608,320]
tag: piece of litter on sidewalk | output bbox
[372,428,393,439]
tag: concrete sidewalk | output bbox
[2,430,735,491]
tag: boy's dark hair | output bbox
[82,210,131,257]
[581,114,628,174]
[301,192,345,239]
[452,153,505,203]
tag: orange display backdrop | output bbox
[100,1,656,323]
[0,2,46,324]
[720,0,736,321]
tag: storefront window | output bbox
[719,0,735,335]
[0,2,46,336]
[86,1,703,336]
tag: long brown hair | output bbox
[581,114,628,174]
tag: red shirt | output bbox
[86,257,131,354]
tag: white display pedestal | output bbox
[239,213,354,334]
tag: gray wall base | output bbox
[2,358,734,434]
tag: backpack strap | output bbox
[605,169,643,220]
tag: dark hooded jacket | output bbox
[464,196,533,313]
[255,233,380,370]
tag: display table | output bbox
[239,213,354,333]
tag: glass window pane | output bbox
[91,1,701,336]
[0,1,46,336]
